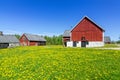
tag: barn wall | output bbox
[0,42,20,48]
[71,18,103,42]
[86,42,104,47]
[39,41,46,45]
[66,41,104,47]
[0,43,9,48]
[30,41,46,46]
[76,42,81,47]
[9,43,20,47]
[19,35,29,46]
[29,41,38,46]
[67,41,73,47]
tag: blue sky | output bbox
[0,0,120,41]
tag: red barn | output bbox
[63,16,105,47]
[19,33,46,46]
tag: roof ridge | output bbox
[23,33,46,41]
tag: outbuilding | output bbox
[63,30,70,47]
[63,16,105,47]
[104,36,111,44]
[0,31,20,48]
[19,33,46,46]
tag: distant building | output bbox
[63,16,105,47]
[104,36,111,44]
[63,30,70,46]
[19,33,46,46]
[0,31,20,48]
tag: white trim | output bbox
[86,41,104,47]
[67,41,73,47]
[9,43,20,47]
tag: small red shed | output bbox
[19,33,46,46]
[63,16,105,47]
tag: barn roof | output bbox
[63,30,70,37]
[24,33,46,41]
[71,16,105,32]
[0,35,19,43]
[104,36,111,43]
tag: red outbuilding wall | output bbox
[19,34,29,46]
[19,35,39,46]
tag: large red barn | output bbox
[63,16,105,47]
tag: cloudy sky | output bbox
[0,0,120,41]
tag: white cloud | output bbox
[1,30,63,36]
[38,32,63,36]
[1,30,23,35]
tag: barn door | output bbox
[0,43,9,48]
[81,41,86,47]
[81,37,86,47]
[73,41,77,47]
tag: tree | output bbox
[15,34,21,39]
[44,35,63,45]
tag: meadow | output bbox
[0,46,120,80]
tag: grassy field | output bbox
[0,46,120,80]
[103,44,119,48]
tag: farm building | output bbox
[19,33,46,46]
[63,16,105,47]
[104,36,111,44]
[63,30,70,47]
[0,31,20,48]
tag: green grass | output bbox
[0,46,120,80]
[103,44,119,48]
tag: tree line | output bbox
[44,35,63,45]
[15,34,63,45]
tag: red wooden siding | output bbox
[29,41,37,46]
[19,34,29,46]
[71,17,103,42]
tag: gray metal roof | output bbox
[0,35,19,43]
[63,30,70,37]
[104,36,111,42]
[24,33,46,41]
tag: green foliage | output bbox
[0,46,120,79]
[116,40,120,44]
[15,34,21,39]
[44,35,63,45]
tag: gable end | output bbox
[71,16,105,32]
